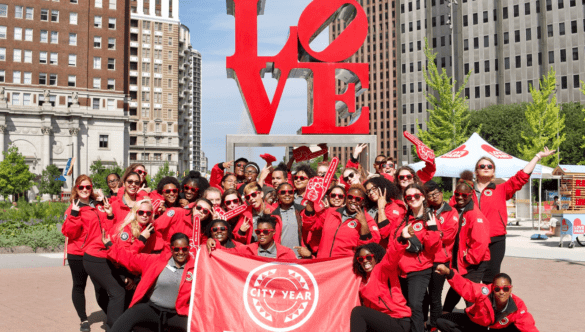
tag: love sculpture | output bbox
[226,0,370,135]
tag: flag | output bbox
[188,249,360,332]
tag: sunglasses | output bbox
[135,170,147,176]
[107,179,119,184]
[126,180,140,186]
[405,193,423,201]
[279,189,294,195]
[183,185,198,192]
[294,175,309,181]
[399,174,414,181]
[375,160,387,165]
[212,226,228,232]
[235,163,246,168]
[454,191,470,199]
[245,170,258,175]
[224,199,239,205]
[366,186,379,196]
[357,254,374,263]
[330,193,345,199]
[493,285,512,292]
[343,173,355,183]
[137,210,153,217]
[254,229,275,235]
[171,246,189,253]
[347,194,364,202]
[478,164,494,170]
[195,205,210,215]
[244,191,260,201]
[162,188,178,194]
[77,185,92,191]
[387,163,394,168]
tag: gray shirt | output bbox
[341,208,357,223]
[279,205,301,258]
[251,208,265,242]
[474,183,483,206]
[258,242,277,258]
[149,258,184,309]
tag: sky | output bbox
[179,0,330,169]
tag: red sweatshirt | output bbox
[213,240,297,260]
[62,204,91,256]
[302,207,381,258]
[68,204,114,259]
[432,203,460,263]
[232,205,278,244]
[153,207,200,251]
[109,221,156,254]
[377,200,407,248]
[359,238,411,319]
[450,200,491,275]
[446,270,539,331]
[106,245,194,316]
[398,215,441,277]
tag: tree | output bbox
[151,161,175,189]
[417,39,476,156]
[89,159,124,191]
[558,102,585,165]
[0,145,36,200]
[38,164,64,196]
[518,68,566,167]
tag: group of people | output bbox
[62,145,553,332]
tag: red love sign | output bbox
[403,131,435,163]
[442,145,469,159]
[302,158,339,205]
[481,144,512,159]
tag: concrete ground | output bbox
[0,224,582,332]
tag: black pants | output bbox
[67,256,109,321]
[443,262,487,312]
[422,262,446,328]
[110,302,187,332]
[436,313,520,332]
[83,255,127,329]
[482,237,506,284]
[350,306,410,332]
[400,268,432,332]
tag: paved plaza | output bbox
[0,224,582,332]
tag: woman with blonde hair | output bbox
[109,198,156,254]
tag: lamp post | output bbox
[446,0,458,149]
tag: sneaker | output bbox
[80,321,90,332]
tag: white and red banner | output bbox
[188,248,360,332]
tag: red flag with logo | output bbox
[188,248,360,332]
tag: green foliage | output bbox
[89,159,124,191]
[151,161,175,189]
[559,102,585,165]
[581,82,585,165]
[308,156,344,178]
[0,201,68,221]
[0,145,36,199]
[38,164,64,196]
[0,223,65,250]
[518,68,566,167]
[417,39,477,156]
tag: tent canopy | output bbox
[408,133,557,178]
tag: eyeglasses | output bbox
[330,193,345,199]
[77,185,92,191]
[478,164,494,170]
[279,189,294,195]
[244,191,261,201]
[107,179,119,184]
[405,193,423,201]
[254,229,275,235]
[212,226,228,232]
[126,180,140,186]
[162,188,178,194]
[294,175,308,181]
[428,191,442,199]
[366,186,379,196]
[357,254,374,263]
[195,205,210,215]
[135,170,147,176]
[454,191,470,199]
[343,173,355,183]
[137,210,153,217]
[235,163,246,168]
[171,246,189,253]
[347,194,364,202]
[224,199,240,206]
[398,174,414,181]
[183,185,198,192]
[493,285,512,292]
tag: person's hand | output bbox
[294,246,312,258]
[377,188,387,209]
[101,229,111,246]
[305,200,315,213]
[401,224,412,239]
[355,206,367,226]
[240,217,251,232]
[408,224,415,237]
[157,205,166,215]
[124,278,136,290]
[352,143,368,159]
[103,197,113,216]
[95,189,104,202]
[223,160,234,169]
[206,238,217,253]
[366,171,379,179]
[138,184,151,193]
[427,213,437,227]
[71,199,80,212]
[435,264,451,276]
[537,147,556,159]
[179,199,189,207]
[322,199,330,209]
[140,224,154,239]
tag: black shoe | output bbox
[80,321,90,332]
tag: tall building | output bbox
[126,0,193,175]
[191,49,202,172]
[329,0,399,165]
[0,0,128,190]
[397,0,585,163]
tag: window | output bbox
[0,70,4,82]
[50,52,58,65]
[168,37,172,45]
[515,55,521,67]
[108,18,116,29]
[107,79,115,90]
[558,0,564,8]
[559,23,565,35]
[514,4,519,16]
[107,58,115,70]
[527,54,533,66]
[107,99,115,110]
[109,0,116,10]
[505,83,511,95]
[526,28,532,41]
[527,80,533,92]
[474,62,480,73]
[167,93,172,103]
[93,78,101,89]
[472,13,478,25]
[68,75,76,87]
[483,11,488,23]
[503,7,508,19]
[573,47,579,61]
[504,32,509,44]
[505,57,510,69]
[23,93,31,105]
[15,5,23,18]
[39,73,47,84]
[68,54,76,66]
[515,30,520,42]
[13,71,21,84]
[485,85,491,97]
[516,82,522,94]
[547,24,553,37]
[96,0,102,8]
[560,49,566,62]
[25,29,32,41]
[484,36,489,47]
[485,60,490,72]
[571,20,577,33]
[549,51,555,63]
[547,0,552,11]
[51,10,59,22]
[12,93,20,105]
[99,135,109,148]
[94,36,101,48]
[41,30,48,42]
[525,2,531,14]
[14,27,22,40]
[93,98,100,109]
[94,57,101,69]
[13,49,22,62]
[50,31,58,44]
[24,50,32,63]
[168,65,172,73]
[41,9,49,21]
[108,38,115,49]
[94,16,102,28]
[574,75,580,88]
[561,76,567,89]
[23,72,31,84]
[69,33,77,46]
[0,47,4,61]
[71,0,78,3]
[70,12,77,24]
[25,7,33,19]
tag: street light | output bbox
[446,0,458,149]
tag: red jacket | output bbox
[110,199,132,225]
[432,203,460,263]
[450,200,491,275]
[68,204,113,258]
[359,238,411,319]
[446,270,539,331]
[109,221,156,254]
[106,245,194,316]
[398,215,441,277]
[302,207,381,258]
[232,205,278,245]
[62,204,91,256]
[154,207,203,251]
[213,240,297,259]
[377,200,407,249]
